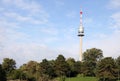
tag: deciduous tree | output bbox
[40,59,55,78]
[0,64,6,81]
[82,48,103,76]
[2,58,16,76]
[55,54,70,77]
[116,56,120,80]
[66,58,81,77]
[96,57,118,81]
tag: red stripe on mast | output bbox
[80,11,82,14]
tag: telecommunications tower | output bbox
[78,9,84,61]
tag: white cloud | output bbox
[66,11,77,18]
[54,0,64,6]
[0,18,19,28]
[0,7,4,11]
[107,0,120,9]
[0,19,58,65]
[0,19,19,47]
[84,18,93,25]
[1,0,49,24]
[0,42,59,67]
[110,12,120,31]
[2,0,41,13]
[0,15,59,67]
[0,18,78,66]
[84,31,120,58]
[3,11,48,24]
[40,27,58,35]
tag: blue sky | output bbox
[0,0,120,67]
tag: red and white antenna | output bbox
[78,8,84,36]
[80,8,83,26]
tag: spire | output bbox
[78,8,84,37]
[80,8,82,25]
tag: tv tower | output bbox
[78,9,84,61]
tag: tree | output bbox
[25,61,38,75]
[116,56,120,80]
[40,59,55,78]
[74,61,82,74]
[81,61,94,76]
[116,56,120,69]
[20,61,39,81]
[0,64,6,81]
[83,48,103,62]
[96,57,118,81]
[10,69,27,80]
[66,58,81,77]
[66,58,76,77]
[82,48,103,76]
[2,58,16,78]
[38,74,51,81]
[55,54,70,77]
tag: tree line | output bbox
[0,48,120,81]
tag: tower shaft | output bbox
[80,37,83,61]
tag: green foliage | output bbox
[20,61,39,81]
[66,58,76,77]
[55,55,70,77]
[74,61,81,74]
[83,48,103,62]
[2,58,16,80]
[116,56,120,70]
[2,58,16,74]
[9,69,27,80]
[1,50,120,81]
[116,56,120,81]
[40,59,55,78]
[81,61,96,76]
[38,74,51,81]
[67,58,81,77]
[82,48,103,76]
[96,57,118,81]
[25,61,38,74]
[0,64,6,81]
